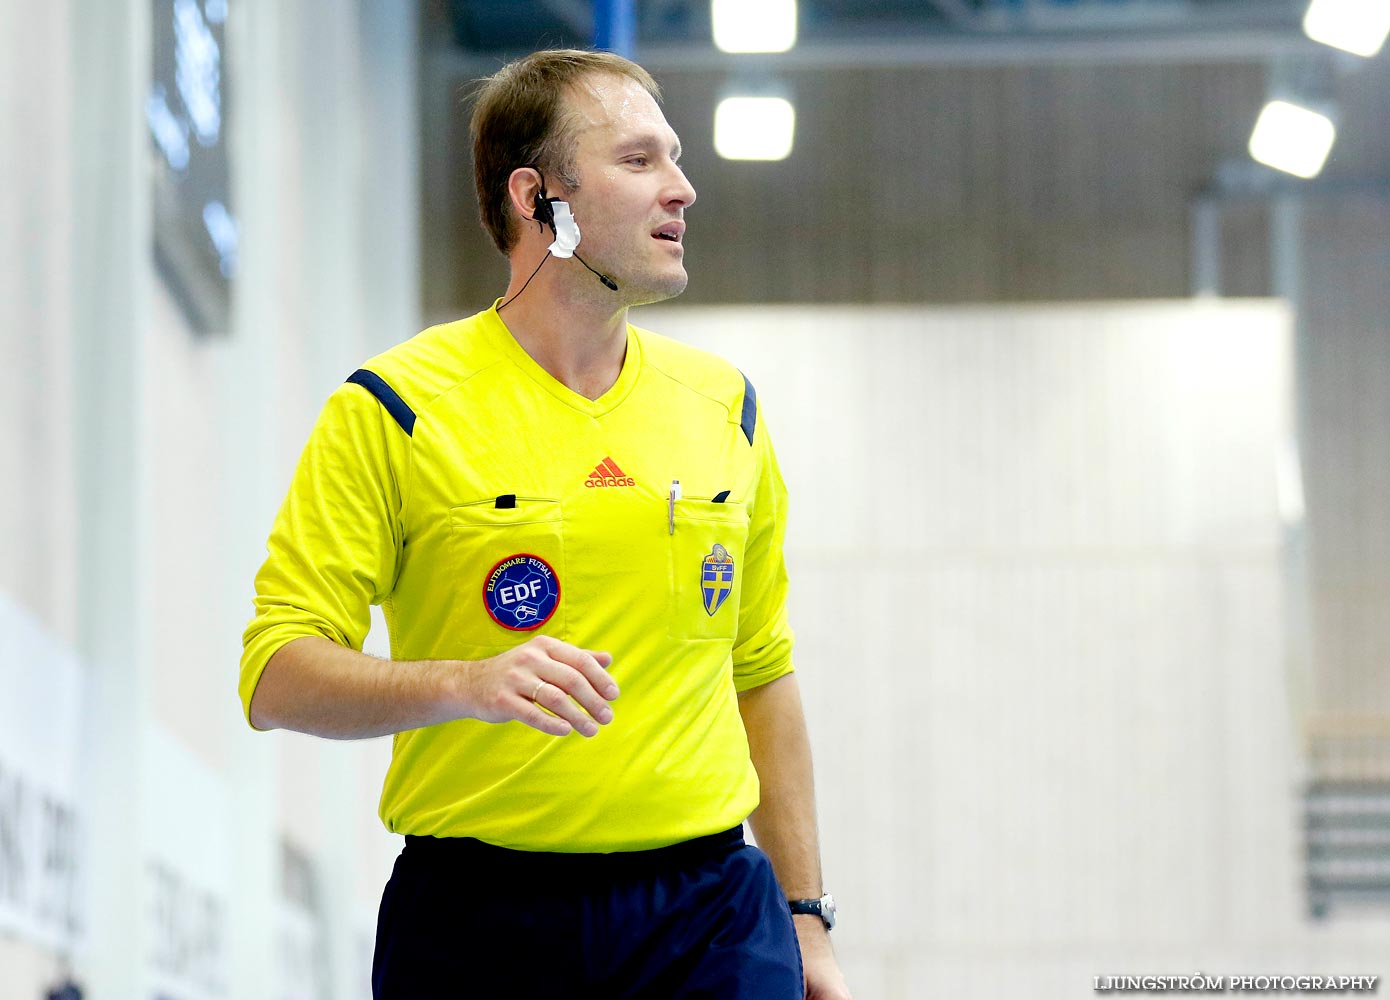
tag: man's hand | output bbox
[794,915,853,1000]
[462,635,619,737]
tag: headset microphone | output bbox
[533,189,619,292]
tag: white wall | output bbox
[0,1,418,997]
[0,0,79,647]
[641,301,1389,999]
[1301,194,1390,760]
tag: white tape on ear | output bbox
[547,200,581,258]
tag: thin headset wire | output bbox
[497,250,551,312]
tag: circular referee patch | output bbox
[483,553,560,631]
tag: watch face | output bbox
[821,893,837,929]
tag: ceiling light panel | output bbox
[1303,0,1390,57]
[714,97,796,161]
[1248,100,1337,179]
[712,0,797,54]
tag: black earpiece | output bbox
[532,189,556,233]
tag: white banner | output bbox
[0,594,85,952]
[143,724,233,1000]
[276,899,329,1000]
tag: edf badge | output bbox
[701,543,735,616]
[484,553,560,631]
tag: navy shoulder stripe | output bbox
[346,369,416,436]
[739,372,757,446]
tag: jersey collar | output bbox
[484,300,642,417]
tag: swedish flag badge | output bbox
[701,543,735,616]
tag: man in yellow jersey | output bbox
[240,48,851,1000]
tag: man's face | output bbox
[558,73,697,305]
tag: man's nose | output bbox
[665,165,696,208]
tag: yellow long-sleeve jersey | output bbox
[240,305,794,851]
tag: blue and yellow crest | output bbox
[701,543,735,616]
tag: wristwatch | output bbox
[787,892,836,931]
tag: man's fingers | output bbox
[537,663,615,727]
[533,678,604,737]
[508,692,573,737]
[542,641,620,700]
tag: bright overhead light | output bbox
[1303,0,1390,57]
[714,97,795,161]
[712,0,797,53]
[1248,100,1337,179]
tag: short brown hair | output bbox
[470,49,661,255]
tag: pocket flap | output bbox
[450,497,563,528]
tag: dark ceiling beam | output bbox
[536,0,594,38]
[429,26,1318,76]
[926,0,977,25]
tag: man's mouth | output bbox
[652,222,685,243]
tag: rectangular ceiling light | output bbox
[1303,0,1390,57]
[1249,100,1337,179]
[714,97,795,160]
[712,0,797,53]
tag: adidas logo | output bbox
[585,457,635,488]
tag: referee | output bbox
[239,48,851,1000]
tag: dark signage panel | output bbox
[148,0,235,334]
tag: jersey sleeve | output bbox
[238,382,407,727]
[731,402,795,692]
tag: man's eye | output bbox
[627,156,648,167]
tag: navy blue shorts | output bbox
[372,824,803,999]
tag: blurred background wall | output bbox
[3,1,417,996]
[644,301,1307,994]
[2,1,1388,998]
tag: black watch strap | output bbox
[787,893,836,930]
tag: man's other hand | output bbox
[794,916,853,1000]
[462,635,619,737]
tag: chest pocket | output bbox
[667,500,749,642]
[450,498,566,649]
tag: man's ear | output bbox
[507,166,547,229]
